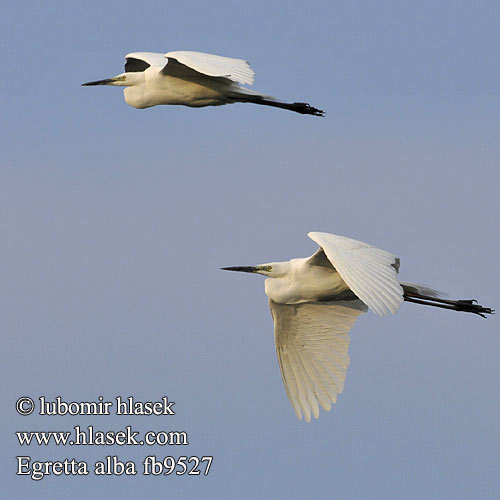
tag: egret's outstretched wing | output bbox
[164,51,255,85]
[125,52,169,71]
[308,232,403,316]
[270,299,367,422]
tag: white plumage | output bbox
[272,300,366,422]
[222,232,492,421]
[308,232,403,316]
[82,50,324,115]
[163,51,255,85]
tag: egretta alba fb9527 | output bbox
[82,50,324,116]
[222,232,493,422]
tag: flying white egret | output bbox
[222,232,493,422]
[82,50,324,116]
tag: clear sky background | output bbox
[2,1,499,498]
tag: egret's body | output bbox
[263,258,351,304]
[83,51,324,115]
[222,232,492,422]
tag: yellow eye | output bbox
[257,265,272,272]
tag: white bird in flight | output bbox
[222,232,493,422]
[82,50,324,116]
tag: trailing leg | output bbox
[403,289,493,318]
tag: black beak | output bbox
[220,266,258,273]
[81,78,115,86]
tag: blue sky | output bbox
[2,1,499,498]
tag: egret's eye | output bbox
[262,265,272,272]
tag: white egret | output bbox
[222,232,493,422]
[82,50,324,116]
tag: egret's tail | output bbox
[226,87,324,116]
[401,282,493,318]
[401,282,443,298]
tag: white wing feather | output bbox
[125,52,168,68]
[308,232,403,316]
[165,51,255,85]
[270,299,367,422]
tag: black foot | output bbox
[404,293,494,318]
[456,300,493,318]
[291,102,325,116]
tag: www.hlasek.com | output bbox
[15,395,213,480]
